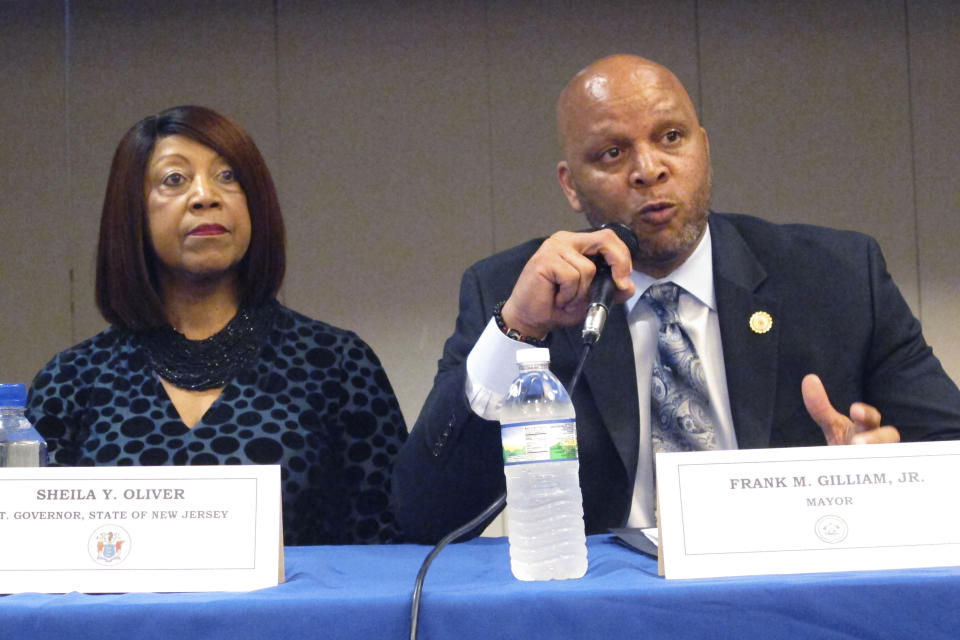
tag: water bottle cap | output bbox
[0,383,27,407]
[515,347,550,365]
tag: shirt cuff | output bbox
[465,317,535,420]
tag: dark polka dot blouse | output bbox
[26,304,408,546]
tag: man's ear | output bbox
[557,161,582,212]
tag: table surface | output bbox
[3,534,960,639]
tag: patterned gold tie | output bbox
[643,283,718,453]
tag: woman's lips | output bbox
[188,224,228,236]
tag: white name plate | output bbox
[0,465,282,593]
[656,440,960,579]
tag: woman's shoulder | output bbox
[27,326,141,412]
[41,326,132,365]
[31,326,136,382]
[270,304,385,367]
[273,304,366,345]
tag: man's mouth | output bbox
[638,201,676,224]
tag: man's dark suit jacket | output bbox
[393,212,960,543]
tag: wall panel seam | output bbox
[903,0,923,321]
[64,0,76,343]
[693,0,703,121]
[483,0,497,255]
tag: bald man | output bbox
[393,55,960,544]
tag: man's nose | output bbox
[628,148,668,187]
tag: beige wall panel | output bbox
[484,0,700,251]
[0,1,69,384]
[3,0,956,479]
[908,0,960,384]
[65,0,279,345]
[698,0,920,312]
[276,0,492,424]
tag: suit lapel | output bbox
[553,214,781,479]
[710,215,780,449]
[562,307,640,480]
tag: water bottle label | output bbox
[501,418,578,465]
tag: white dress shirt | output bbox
[621,226,736,527]
[464,227,736,528]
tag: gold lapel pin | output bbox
[749,311,773,334]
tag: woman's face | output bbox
[144,135,252,286]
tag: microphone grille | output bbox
[598,222,640,261]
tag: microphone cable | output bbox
[408,341,593,640]
[408,490,506,640]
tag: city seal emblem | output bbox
[814,515,848,544]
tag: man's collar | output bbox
[625,224,715,314]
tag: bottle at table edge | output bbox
[499,348,587,581]
[0,383,48,467]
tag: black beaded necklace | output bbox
[140,301,278,391]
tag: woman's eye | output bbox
[218,169,235,183]
[602,147,621,160]
[161,172,186,187]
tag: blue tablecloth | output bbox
[2,534,959,639]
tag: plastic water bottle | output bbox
[499,347,587,581]
[0,383,48,467]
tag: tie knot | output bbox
[642,282,681,325]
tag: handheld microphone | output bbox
[582,222,640,345]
